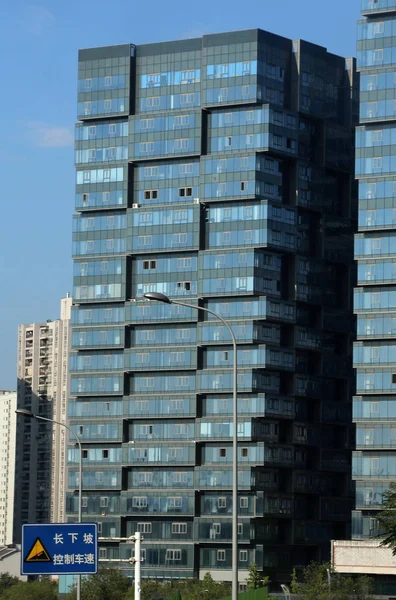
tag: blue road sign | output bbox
[21,523,98,575]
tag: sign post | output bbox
[21,523,97,576]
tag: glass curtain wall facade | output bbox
[67,31,357,584]
[353,0,396,540]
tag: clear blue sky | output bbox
[0,0,361,389]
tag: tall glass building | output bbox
[353,0,396,541]
[67,30,358,585]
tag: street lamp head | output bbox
[15,408,36,419]
[143,292,172,304]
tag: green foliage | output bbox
[0,579,58,600]
[0,573,19,596]
[377,482,396,554]
[65,567,129,600]
[246,564,269,591]
[65,570,231,600]
[290,561,374,600]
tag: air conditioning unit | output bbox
[132,203,139,209]
[193,198,200,204]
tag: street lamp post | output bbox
[143,292,239,600]
[15,408,83,600]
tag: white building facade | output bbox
[0,391,17,545]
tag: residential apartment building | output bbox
[14,295,72,541]
[67,31,358,584]
[347,0,396,594]
[354,0,396,536]
[0,391,17,545]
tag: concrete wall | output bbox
[332,539,396,575]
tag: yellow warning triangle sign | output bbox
[25,538,51,562]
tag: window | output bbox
[173,472,188,483]
[138,213,153,226]
[146,97,160,108]
[174,115,189,127]
[246,134,253,145]
[84,102,91,115]
[373,157,382,169]
[217,549,226,561]
[132,496,148,508]
[176,257,192,269]
[179,163,194,174]
[178,187,192,197]
[171,522,187,534]
[368,102,378,117]
[166,549,181,561]
[104,99,112,111]
[144,166,159,177]
[84,78,92,89]
[225,136,232,147]
[140,377,154,389]
[138,235,152,247]
[240,181,248,191]
[244,230,252,242]
[168,496,182,509]
[218,497,227,508]
[219,88,228,100]
[175,376,190,387]
[143,260,157,270]
[371,238,381,250]
[239,550,248,562]
[172,233,187,244]
[222,231,231,243]
[138,472,153,483]
[108,123,116,135]
[242,85,250,97]
[373,20,384,34]
[99,548,107,559]
[241,447,249,458]
[176,281,191,291]
[174,139,189,151]
[140,118,154,130]
[100,496,108,508]
[240,496,248,508]
[137,523,152,533]
[368,74,378,90]
[104,76,112,87]
[224,112,233,123]
[219,448,227,458]
[140,142,154,153]
[88,149,96,162]
[374,49,384,62]
[144,189,158,200]
[147,73,161,86]
[170,351,185,363]
[180,93,194,105]
[372,130,382,143]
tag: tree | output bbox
[0,579,58,600]
[290,561,374,600]
[376,482,396,553]
[246,563,269,590]
[0,573,19,595]
[66,567,129,600]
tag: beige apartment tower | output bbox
[14,295,72,540]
